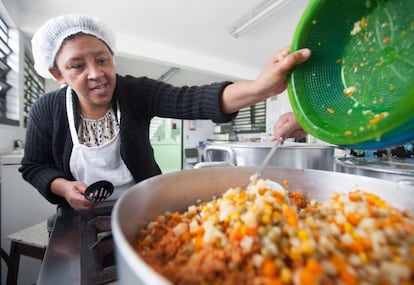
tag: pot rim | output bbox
[334,157,414,175]
[206,141,336,149]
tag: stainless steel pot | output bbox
[112,166,414,285]
[335,157,414,186]
[203,142,335,171]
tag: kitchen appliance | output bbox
[111,166,414,284]
[335,156,414,185]
[288,0,414,149]
[37,201,117,285]
[80,206,116,285]
[204,141,335,171]
[212,123,237,141]
[1,151,56,285]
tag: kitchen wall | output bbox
[0,2,25,155]
[0,0,304,158]
[0,125,25,154]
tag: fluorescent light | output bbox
[230,0,290,38]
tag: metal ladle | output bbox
[247,138,291,205]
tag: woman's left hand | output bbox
[254,46,311,97]
[221,46,311,114]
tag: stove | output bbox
[37,202,117,285]
[80,207,116,285]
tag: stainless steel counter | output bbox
[37,206,81,285]
[37,201,116,285]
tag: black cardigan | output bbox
[19,74,235,206]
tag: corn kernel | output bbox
[301,240,315,255]
[359,252,369,264]
[262,215,271,225]
[298,229,309,240]
[344,222,353,233]
[280,267,292,284]
[290,246,302,260]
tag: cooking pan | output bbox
[203,141,335,171]
[111,167,414,285]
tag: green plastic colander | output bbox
[288,0,414,149]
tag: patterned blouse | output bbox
[78,108,119,147]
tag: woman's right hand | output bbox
[50,178,96,210]
[271,112,307,141]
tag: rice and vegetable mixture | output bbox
[135,179,414,285]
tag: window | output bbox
[232,101,266,133]
[23,51,44,127]
[0,15,16,125]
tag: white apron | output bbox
[66,87,135,201]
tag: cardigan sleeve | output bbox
[118,75,238,123]
[19,90,71,205]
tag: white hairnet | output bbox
[31,13,116,79]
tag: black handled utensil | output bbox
[84,180,114,202]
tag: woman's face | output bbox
[50,35,116,115]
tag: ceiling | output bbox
[5,0,310,85]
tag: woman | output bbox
[19,14,311,211]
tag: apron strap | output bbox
[66,86,80,145]
[66,86,121,146]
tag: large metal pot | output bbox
[203,142,335,171]
[112,166,414,285]
[335,157,414,186]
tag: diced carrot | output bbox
[361,238,373,251]
[344,130,352,136]
[306,258,324,275]
[346,213,361,225]
[349,191,362,202]
[333,220,345,234]
[369,115,384,124]
[245,226,257,236]
[172,212,182,221]
[273,195,283,205]
[330,254,346,269]
[267,278,283,285]
[331,255,358,284]
[299,259,324,285]
[193,235,203,252]
[403,222,414,234]
[300,269,319,285]
[365,193,380,205]
[360,17,366,28]
[196,226,205,236]
[339,267,358,285]
[181,231,192,242]
[230,226,244,241]
[260,257,277,277]
[349,241,363,253]
[283,206,298,227]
